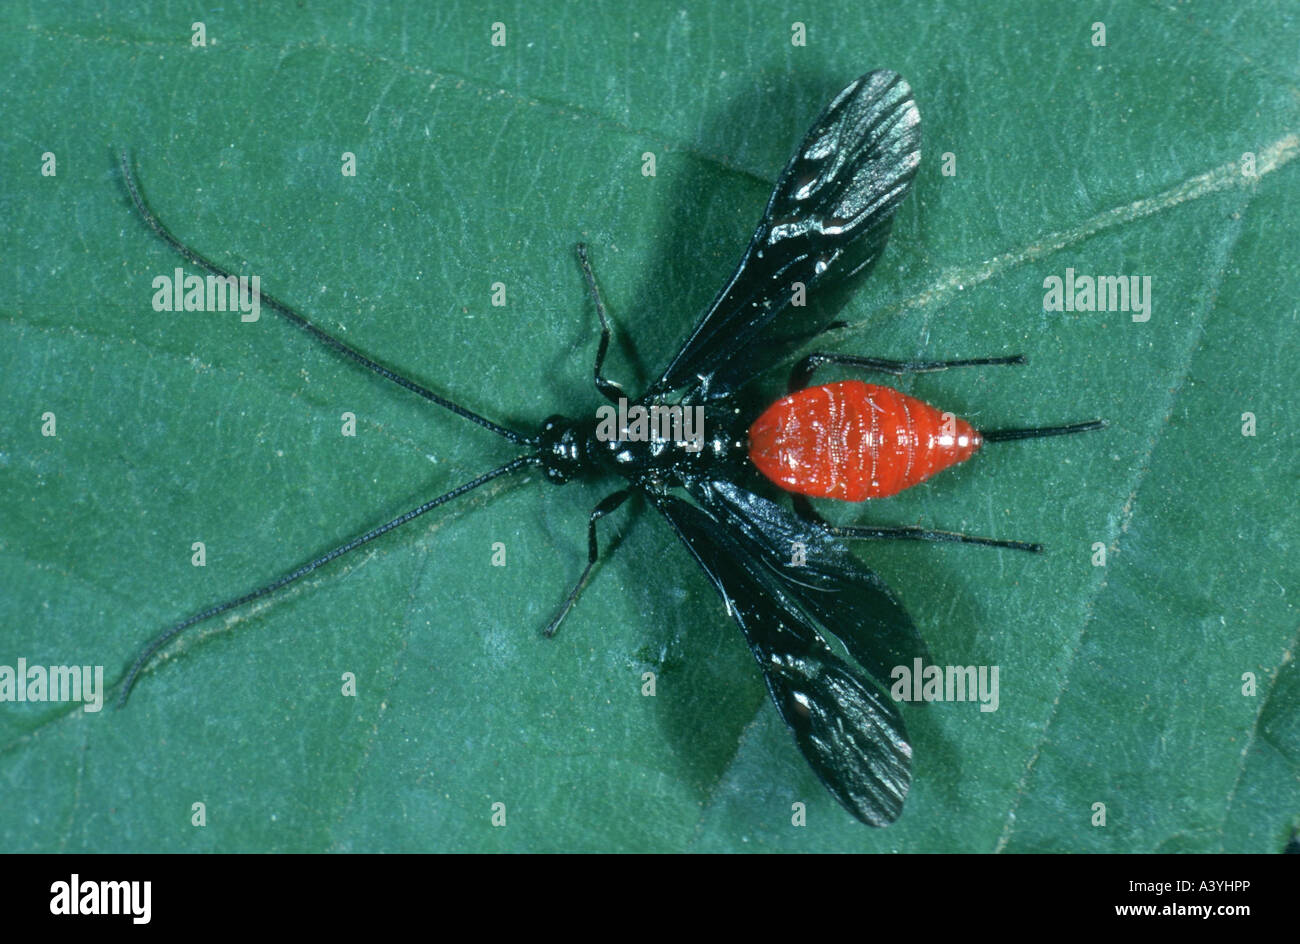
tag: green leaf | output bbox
[1,1,1296,852]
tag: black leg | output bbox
[576,244,625,404]
[823,523,1042,553]
[797,497,1042,553]
[544,489,632,637]
[789,351,1026,393]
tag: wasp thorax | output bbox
[538,414,584,484]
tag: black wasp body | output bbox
[536,404,749,488]
[119,70,1102,828]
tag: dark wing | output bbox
[648,71,921,400]
[651,481,926,826]
[697,479,929,688]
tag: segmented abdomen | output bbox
[747,381,982,500]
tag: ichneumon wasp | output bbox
[118,71,1104,826]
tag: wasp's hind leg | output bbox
[795,495,1042,553]
[788,352,1026,393]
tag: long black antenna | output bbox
[117,455,535,707]
[118,150,534,446]
[983,419,1107,443]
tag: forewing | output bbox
[652,489,914,826]
[651,71,921,398]
[695,479,929,688]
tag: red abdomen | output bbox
[747,381,982,500]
